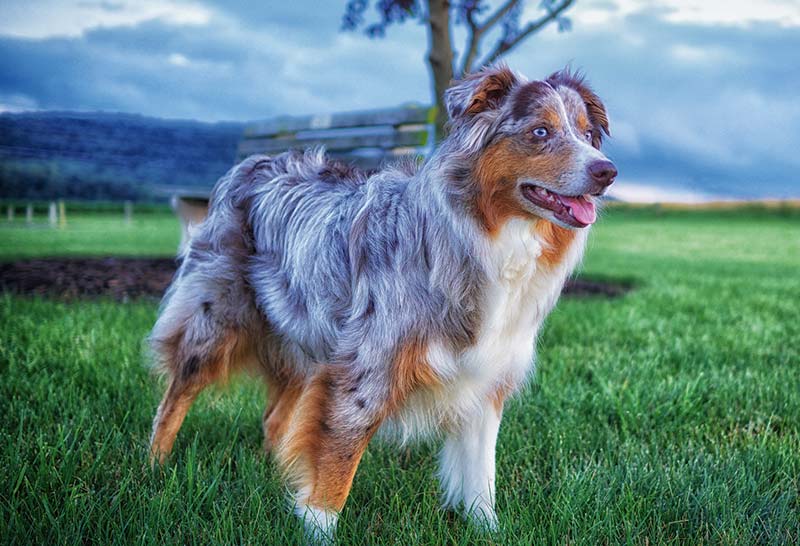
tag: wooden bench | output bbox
[173,104,435,250]
[237,104,435,169]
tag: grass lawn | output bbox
[0,208,180,260]
[1,206,798,544]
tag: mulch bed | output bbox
[0,258,178,301]
[0,257,631,301]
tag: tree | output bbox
[342,0,576,140]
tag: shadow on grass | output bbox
[563,275,637,299]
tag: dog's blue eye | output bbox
[532,127,548,138]
[584,130,593,141]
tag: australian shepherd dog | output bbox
[148,65,616,540]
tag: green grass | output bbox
[0,209,179,260]
[1,207,798,544]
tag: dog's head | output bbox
[445,65,616,232]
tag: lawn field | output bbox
[0,207,179,260]
[1,206,799,544]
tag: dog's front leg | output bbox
[438,398,503,530]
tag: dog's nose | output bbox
[588,160,617,187]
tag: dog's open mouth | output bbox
[521,185,597,228]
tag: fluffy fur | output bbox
[148,65,616,540]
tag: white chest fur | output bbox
[382,219,588,443]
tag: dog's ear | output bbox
[547,67,610,149]
[445,65,519,121]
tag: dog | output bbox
[148,64,616,540]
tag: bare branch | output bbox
[480,0,521,35]
[477,0,575,69]
[459,0,520,76]
[460,13,481,77]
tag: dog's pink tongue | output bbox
[560,195,596,225]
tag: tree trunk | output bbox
[426,0,454,142]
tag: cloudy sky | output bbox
[1,0,798,200]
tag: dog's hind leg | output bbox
[149,371,209,465]
[276,338,440,540]
[276,367,384,541]
[150,324,254,464]
[149,295,256,466]
[149,328,253,465]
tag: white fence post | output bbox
[49,202,57,227]
[26,203,33,224]
[124,200,133,225]
[6,205,13,222]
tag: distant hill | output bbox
[0,111,244,201]
[4,111,794,204]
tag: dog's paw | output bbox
[297,503,338,545]
[465,502,499,532]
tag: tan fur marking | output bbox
[474,140,573,236]
[389,338,440,410]
[277,370,332,493]
[150,379,205,464]
[307,433,372,511]
[576,87,609,148]
[473,141,529,235]
[288,338,440,510]
[263,380,304,452]
[548,71,610,148]
[489,385,508,415]
[534,218,577,269]
[213,329,254,383]
[542,106,563,130]
[576,112,590,133]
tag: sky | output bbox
[1,0,799,200]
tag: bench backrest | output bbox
[173,105,434,251]
[236,105,436,170]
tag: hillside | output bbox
[0,111,244,201]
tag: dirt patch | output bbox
[0,257,632,301]
[0,258,178,301]
[563,277,633,298]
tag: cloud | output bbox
[0,10,430,120]
[669,43,729,64]
[0,92,38,113]
[608,181,712,203]
[0,0,211,39]
[570,0,800,28]
[654,0,800,27]
[167,52,190,67]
